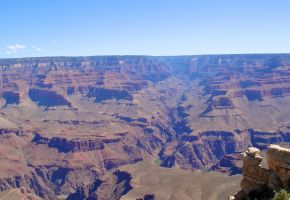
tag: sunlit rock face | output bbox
[267,145,290,188]
[233,145,290,200]
[0,54,290,199]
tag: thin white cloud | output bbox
[51,40,57,44]
[6,44,26,54]
[33,46,43,52]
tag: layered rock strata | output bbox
[233,145,290,199]
[0,55,290,199]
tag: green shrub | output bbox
[273,189,290,200]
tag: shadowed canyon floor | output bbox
[0,55,289,199]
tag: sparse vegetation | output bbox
[272,189,290,200]
[201,168,211,172]
[154,158,162,166]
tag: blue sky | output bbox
[0,0,290,58]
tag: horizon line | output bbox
[1,52,290,60]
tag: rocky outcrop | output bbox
[211,153,242,174]
[249,130,288,149]
[0,128,24,136]
[29,89,71,108]
[244,89,263,101]
[211,95,234,109]
[87,87,133,102]
[233,145,290,199]
[2,91,20,105]
[0,172,57,199]
[239,148,269,196]
[159,130,251,169]
[267,145,290,189]
[32,134,114,152]
[67,170,132,200]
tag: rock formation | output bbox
[233,145,290,199]
[267,145,290,189]
[67,170,132,200]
